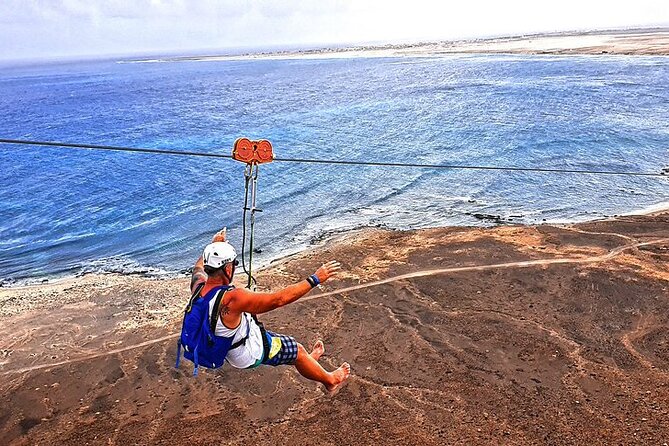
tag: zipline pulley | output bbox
[233,138,274,290]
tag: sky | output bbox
[1,0,668,61]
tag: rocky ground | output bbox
[1,212,669,445]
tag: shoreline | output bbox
[3,201,669,290]
[0,202,669,295]
[120,28,669,64]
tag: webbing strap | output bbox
[229,316,251,350]
[259,325,270,362]
[185,282,205,314]
[175,340,182,368]
[251,313,263,329]
[209,289,226,335]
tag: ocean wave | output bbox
[79,256,173,276]
[624,201,669,216]
[0,231,97,251]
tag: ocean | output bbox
[1,54,668,284]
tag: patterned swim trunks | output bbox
[262,330,299,366]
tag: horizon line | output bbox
[2,25,668,66]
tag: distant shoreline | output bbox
[122,28,669,64]
[3,201,668,290]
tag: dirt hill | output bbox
[1,213,668,445]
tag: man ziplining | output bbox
[175,139,350,391]
[177,228,351,393]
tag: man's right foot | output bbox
[310,340,325,360]
[325,362,351,393]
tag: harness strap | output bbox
[251,313,264,329]
[229,317,251,350]
[259,325,270,362]
[209,287,251,351]
[250,313,269,360]
[209,289,226,335]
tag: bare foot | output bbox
[325,362,351,394]
[310,340,325,360]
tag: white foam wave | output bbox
[81,256,172,277]
[624,201,669,216]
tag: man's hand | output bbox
[212,227,227,243]
[314,260,341,284]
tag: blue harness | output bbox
[175,283,250,376]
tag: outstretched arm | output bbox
[228,261,341,314]
[190,256,207,293]
[190,228,228,293]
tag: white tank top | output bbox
[208,297,264,369]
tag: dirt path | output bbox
[306,237,668,300]
[3,236,665,377]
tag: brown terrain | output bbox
[1,212,669,445]
[393,28,669,56]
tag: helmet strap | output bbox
[223,262,235,284]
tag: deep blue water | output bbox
[1,54,668,284]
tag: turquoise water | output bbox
[1,54,668,283]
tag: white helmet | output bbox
[202,242,237,268]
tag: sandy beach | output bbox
[397,28,669,57]
[1,210,668,445]
[127,28,669,64]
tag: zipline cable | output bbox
[1,137,668,178]
[241,165,258,289]
[0,138,234,160]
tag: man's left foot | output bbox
[310,340,325,360]
[325,362,351,394]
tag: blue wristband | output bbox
[309,274,320,287]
